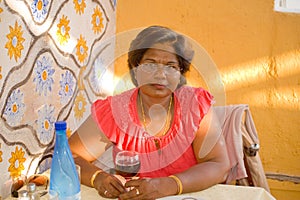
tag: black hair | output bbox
[127,25,194,86]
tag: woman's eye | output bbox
[167,65,180,71]
[146,63,156,69]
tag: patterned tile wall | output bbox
[0,0,116,197]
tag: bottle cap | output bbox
[55,121,67,130]
[18,189,29,197]
[27,182,36,192]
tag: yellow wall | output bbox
[115,0,300,200]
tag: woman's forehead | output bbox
[142,49,178,63]
[142,44,178,62]
[150,43,176,54]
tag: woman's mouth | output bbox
[151,84,166,89]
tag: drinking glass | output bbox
[114,150,140,180]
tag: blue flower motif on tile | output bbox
[59,70,75,104]
[33,55,55,96]
[36,104,55,144]
[31,0,49,23]
[0,0,116,192]
[3,89,26,126]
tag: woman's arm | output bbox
[71,154,126,198]
[177,131,230,193]
[68,116,126,198]
[180,106,230,192]
[69,115,110,162]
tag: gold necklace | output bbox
[139,93,173,136]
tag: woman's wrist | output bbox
[90,169,104,188]
[148,177,179,197]
[169,175,183,195]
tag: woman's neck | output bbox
[138,91,174,137]
[138,92,172,110]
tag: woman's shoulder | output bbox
[175,86,213,101]
[92,88,138,121]
[175,86,213,119]
[93,88,137,105]
[91,88,139,142]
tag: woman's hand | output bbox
[93,171,126,199]
[118,177,177,200]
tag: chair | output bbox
[213,104,270,192]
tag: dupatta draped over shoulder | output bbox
[91,86,213,177]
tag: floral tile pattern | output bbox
[0,0,116,197]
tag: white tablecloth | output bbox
[81,184,276,200]
[4,170,275,200]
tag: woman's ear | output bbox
[130,67,138,87]
[132,67,137,79]
[177,75,187,88]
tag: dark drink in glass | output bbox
[115,151,140,179]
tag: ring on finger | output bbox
[104,190,108,196]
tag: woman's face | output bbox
[135,43,181,98]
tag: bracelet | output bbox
[169,175,183,195]
[90,170,103,188]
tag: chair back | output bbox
[214,104,270,192]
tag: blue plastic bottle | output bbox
[50,121,81,200]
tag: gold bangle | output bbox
[169,175,183,195]
[90,170,103,188]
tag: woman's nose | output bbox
[153,65,167,77]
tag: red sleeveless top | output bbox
[92,86,213,177]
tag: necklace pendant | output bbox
[154,138,161,154]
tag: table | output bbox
[81,184,276,200]
[4,177,275,200]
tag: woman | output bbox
[69,25,230,200]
